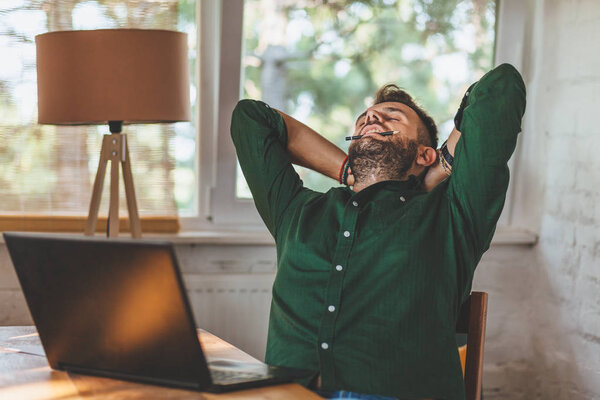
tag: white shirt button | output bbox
[399,196,406,202]
[336,265,343,271]
[328,305,336,312]
[321,342,329,350]
[352,201,358,207]
[343,231,350,237]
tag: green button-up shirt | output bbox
[230,64,526,400]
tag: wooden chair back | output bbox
[455,291,488,400]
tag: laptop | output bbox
[3,232,308,392]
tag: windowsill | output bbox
[0,215,179,234]
[0,228,275,246]
[0,226,537,246]
[144,229,275,245]
[490,226,538,245]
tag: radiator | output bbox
[183,273,276,361]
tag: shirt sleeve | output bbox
[446,63,527,254]
[230,99,305,237]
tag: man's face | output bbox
[352,101,421,143]
[348,102,423,183]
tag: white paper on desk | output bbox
[208,358,268,372]
[3,344,46,357]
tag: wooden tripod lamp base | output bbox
[84,121,142,238]
[35,30,191,237]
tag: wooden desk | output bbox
[0,326,323,399]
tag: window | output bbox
[0,0,528,233]
[0,0,196,232]
[237,0,497,197]
[208,0,528,229]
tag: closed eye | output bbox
[383,107,408,122]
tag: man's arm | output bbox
[447,63,527,253]
[422,127,461,191]
[279,109,459,190]
[230,100,308,237]
[276,110,348,182]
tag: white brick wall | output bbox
[474,0,600,398]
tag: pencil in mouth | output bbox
[345,131,399,141]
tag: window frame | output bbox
[181,0,266,231]
[493,0,529,228]
[185,0,529,232]
[0,0,529,235]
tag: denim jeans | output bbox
[325,390,398,399]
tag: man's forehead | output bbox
[355,102,415,124]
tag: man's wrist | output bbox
[339,155,350,185]
[438,141,453,175]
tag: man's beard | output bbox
[348,136,419,184]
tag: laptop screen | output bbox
[4,233,212,388]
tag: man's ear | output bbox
[415,146,437,167]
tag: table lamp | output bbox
[35,29,190,238]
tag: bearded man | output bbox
[230,63,526,400]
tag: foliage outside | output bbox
[238,0,496,196]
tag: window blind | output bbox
[0,0,192,232]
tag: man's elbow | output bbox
[491,63,526,99]
[230,99,258,141]
[470,63,527,120]
[498,63,526,98]
[500,64,527,121]
[231,99,257,125]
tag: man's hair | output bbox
[373,84,438,149]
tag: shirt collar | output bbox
[344,174,423,196]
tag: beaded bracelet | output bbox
[341,159,351,185]
[338,155,349,184]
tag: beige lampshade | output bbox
[36,29,190,125]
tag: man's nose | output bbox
[365,109,382,124]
